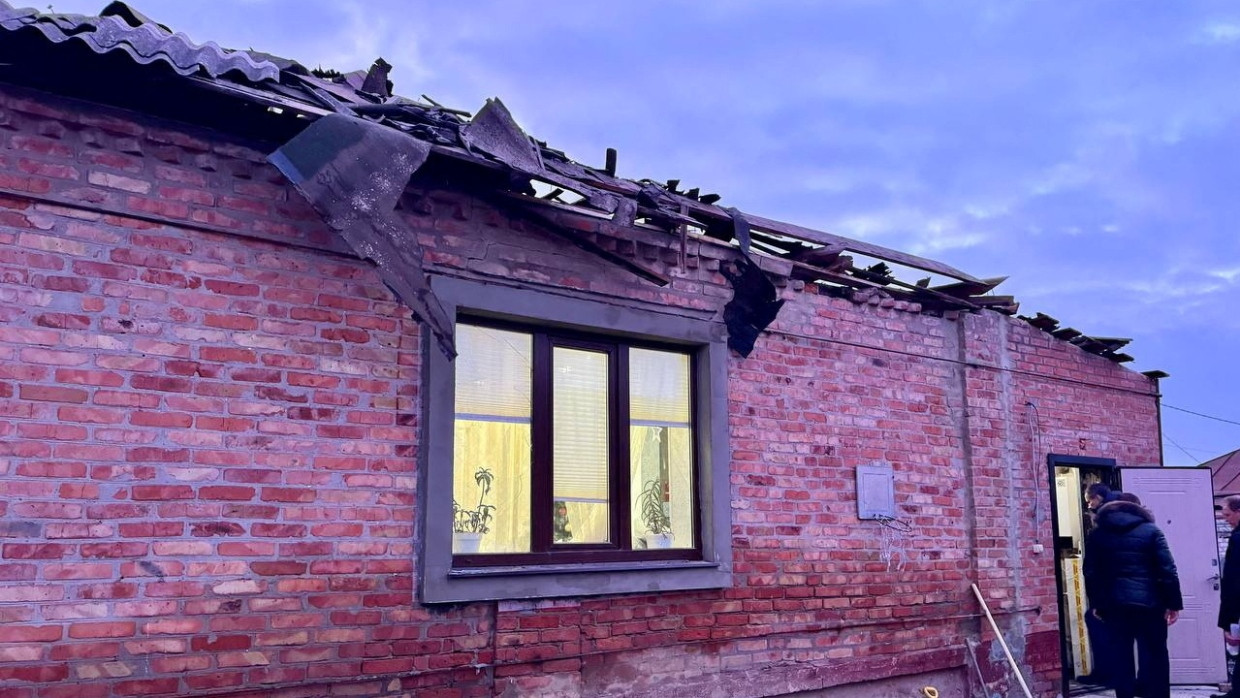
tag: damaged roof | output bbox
[0,1,283,82]
[0,1,1146,364]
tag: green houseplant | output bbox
[637,477,673,549]
[452,467,495,553]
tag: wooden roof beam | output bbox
[930,276,1008,298]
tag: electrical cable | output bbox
[874,514,912,533]
[1162,433,1198,463]
[1026,401,1043,529]
[1162,403,1240,428]
[874,515,913,571]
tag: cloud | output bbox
[1197,20,1240,43]
[1209,267,1240,283]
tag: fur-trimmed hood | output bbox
[1096,499,1154,531]
[1084,497,1182,614]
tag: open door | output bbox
[1048,454,1121,696]
[1121,467,1225,685]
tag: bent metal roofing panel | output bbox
[0,0,282,82]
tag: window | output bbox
[451,322,698,564]
[421,277,731,603]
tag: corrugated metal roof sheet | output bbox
[0,0,282,83]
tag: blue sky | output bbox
[49,0,1240,466]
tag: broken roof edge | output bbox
[1,0,1158,367]
[0,0,982,286]
[0,0,285,83]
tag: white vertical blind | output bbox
[553,347,609,503]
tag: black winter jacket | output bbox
[1083,500,1183,616]
[1219,524,1240,629]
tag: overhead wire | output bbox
[1161,433,1197,463]
[1162,403,1240,428]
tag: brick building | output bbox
[1207,449,1240,559]
[0,3,1164,697]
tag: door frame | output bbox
[1046,453,1117,697]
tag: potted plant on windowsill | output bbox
[638,477,673,549]
[453,467,495,554]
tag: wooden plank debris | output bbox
[734,212,983,284]
[1088,336,1132,352]
[930,276,1007,298]
[788,244,850,272]
[1023,313,1060,332]
[492,192,670,287]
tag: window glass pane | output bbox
[455,325,532,419]
[553,347,610,544]
[453,325,531,554]
[629,349,693,549]
[630,348,691,426]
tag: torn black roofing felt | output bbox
[269,112,455,358]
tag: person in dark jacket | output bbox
[1084,497,1183,698]
[1215,495,1240,698]
[1079,482,1120,686]
[1086,482,1115,513]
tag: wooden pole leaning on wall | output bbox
[970,583,1034,698]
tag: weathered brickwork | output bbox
[0,85,1161,697]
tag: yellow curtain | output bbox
[629,426,693,548]
[628,349,694,549]
[453,420,530,553]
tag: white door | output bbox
[1121,467,1225,684]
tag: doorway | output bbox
[1048,455,1226,696]
[1048,454,1119,697]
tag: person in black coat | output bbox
[1084,498,1183,698]
[1216,496,1240,698]
[1079,483,1119,686]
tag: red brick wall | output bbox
[0,84,1161,697]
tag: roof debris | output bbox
[1017,313,1134,363]
[722,258,785,357]
[359,57,392,98]
[460,98,546,175]
[0,1,1149,364]
[0,0,283,82]
[269,113,455,358]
